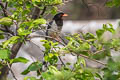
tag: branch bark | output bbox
[0,2,8,17]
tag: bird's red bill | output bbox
[63,14,68,16]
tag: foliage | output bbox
[0,17,13,26]
[0,0,120,80]
[106,0,120,7]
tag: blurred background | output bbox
[60,0,120,20]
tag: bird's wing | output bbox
[46,21,53,35]
[45,21,54,40]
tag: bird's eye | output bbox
[60,14,63,18]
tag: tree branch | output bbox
[78,54,106,66]
[0,27,7,32]
[7,62,18,80]
[29,34,106,66]
[40,6,47,16]
[10,42,23,59]
[28,35,66,46]
[0,32,13,37]
[58,56,65,66]
[32,7,41,19]
[0,2,8,17]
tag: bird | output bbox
[46,12,68,41]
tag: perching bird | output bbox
[46,12,68,40]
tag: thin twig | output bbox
[72,55,79,71]
[40,6,47,15]
[0,27,7,32]
[28,35,66,46]
[59,36,67,45]
[0,32,13,37]
[78,54,106,66]
[93,49,105,55]
[67,48,106,66]
[0,27,14,36]
[54,48,65,66]
[58,56,65,66]
[0,2,8,17]
[7,62,17,80]
[4,26,14,35]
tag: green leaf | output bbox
[102,24,115,34]
[21,62,42,75]
[3,36,20,48]
[103,24,108,30]
[2,40,10,48]
[29,18,46,29]
[106,1,114,7]
[113,0,120,7]
[10,57,29,64]
[42,66,64,80]
[106,0,120,7]
[52,0,62,5]
[0,35,4,39]
[18,27,32,36]
[0,31,4,39]
[28,62,42,71]
[32,0,40,3]
[84,33,96,40]
[44,53,58,64]
[95,73,103,80]
[43,42,51,50]
[96,29,105,38]
[0,49,10,59]
[80,42,90,50]
[32,18,46,25]
[0,17,13,26]
[75,57,86,68]
[24,76,37,80]
[48,53,54,58]
[107,24,115,34]
[74,42,90,55]
[21,69,30,75]
[51,6,58,15]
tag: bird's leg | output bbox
[50,33,61,42]
[56,35,61,42]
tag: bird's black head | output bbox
[53,12,68,20]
